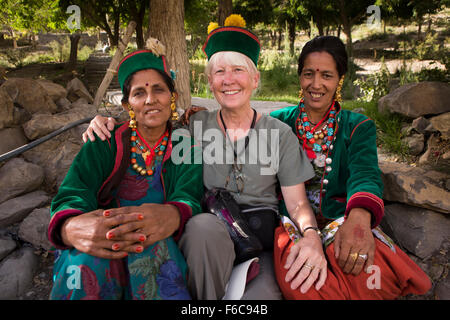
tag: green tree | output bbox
[0,0,62,48]
[333,0,374,57]
[58,0,124,47]
[185,0,216,57]
[411,0,444,38]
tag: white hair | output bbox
[205,51,260,90]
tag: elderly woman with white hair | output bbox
[81,15,325,300]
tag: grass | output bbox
[342,100,410,158]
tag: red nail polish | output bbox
[103,210,111,217]
[135,246,143,253]
[139,235,146,242]
[107,232,114,240]
[138,214,144,220]
[112,244,120,251]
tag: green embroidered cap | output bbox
[117,49,169,91]
[202,26,261,66]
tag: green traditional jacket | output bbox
[48,122,203,249]
[270,104,384,228]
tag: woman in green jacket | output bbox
[47,40,203,300]
[271,36,431,299]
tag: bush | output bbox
[259,50,297,90]
[1,48,29,68]
[49,37,70,63]
[353,58,390,102]
[342,100,409,157]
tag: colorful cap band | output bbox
[202,26,260,66]
[117,49,169,91]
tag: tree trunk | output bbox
[277,29,282,50]
[427,14,432,34]
[316,19,324,36]
[418,19,422,40]
[8,27,17,49]
[67,33,81,71]
[130,0,146,49]
[338,0,352,57]
[288,18,296,56]
[218,0,233,25]
[149,0,191,110]
[135,20,145,48]
[94,22,137,108]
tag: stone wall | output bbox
[0,79,448,299]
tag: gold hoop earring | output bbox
[170,94,179,121]
[128,104,136,128]
[298,88,304,100]
[334,76,345,103]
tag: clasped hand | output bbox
[61,204,180,259]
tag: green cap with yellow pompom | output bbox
[202,14,260,67]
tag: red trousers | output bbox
[273,226,432,300]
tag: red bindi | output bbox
[145,83,149,86]
[316,68,319,72]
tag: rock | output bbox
[0,158,44,204]
[70,97,89,108]
[0,247,39,299]
[66,77,94,103]
[36,79,68,102]
[429,112,450,140]
[0,127,28,156]
[18,208,51,251]
[443,151,450,160]
[22,106,96,140]
[0,78,58,115]
[417,134,450,170]
[434,277,450,300]
[0,87,15,129]
[379,161,450,214]
[0,190,50,228]
[381,204,450,260]
[411,117,431,134]
[418,147,432,165]
[0,238,16,261]
[378,81,450,118]
[23,129,83,191]
[55,97,72,112]
[402,133,424,156]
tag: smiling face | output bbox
[299,51,340,114]
[207,51,260,111]
[124,69,174,131]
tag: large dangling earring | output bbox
[298,88,304,100]
[128,104,137,129]
[334,76,345,103]
[170,93,179,121]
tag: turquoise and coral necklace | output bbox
[295,100,336,159]
[130,128,169,176]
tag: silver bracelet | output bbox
[302,226,322,237]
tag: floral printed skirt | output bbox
[50,237,190,300]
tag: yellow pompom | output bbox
[224,14,246,28]
[207,22,220,34]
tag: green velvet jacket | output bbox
[270,104,384,228]
[48,123,203,249]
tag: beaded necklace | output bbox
[295,100,336,158]
[130,127,169,176]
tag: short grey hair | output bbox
[205,51,260,89]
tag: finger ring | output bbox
[349,252,358,261]
[303,263,314,270]
[358,254,368,260]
